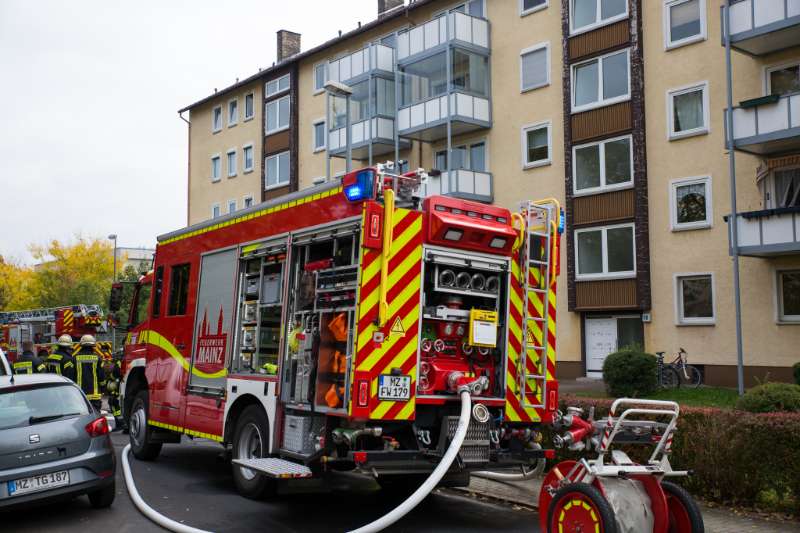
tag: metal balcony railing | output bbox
[725,92,800,155]
[328,116,407,159]
[418,169,493,203]
[397,11,489,62]
[726,207,800,257]
[723,0,800,55]
[397,90,491,141]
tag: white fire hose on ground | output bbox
[472,443,546,482]
[121,389,475,533]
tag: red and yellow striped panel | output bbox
[352,206,423,421]
[62,309,74,333]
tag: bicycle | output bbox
[655,352,681,389]
[670,347,703,388]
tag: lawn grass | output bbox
[571,386,740,409]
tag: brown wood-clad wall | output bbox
[568,20,630,60]
[573,189,635,225]
[264,130,291,155]
[571,102,632,143]
[575,279,638,310]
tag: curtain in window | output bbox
[676,183,707,223]
[527,128,548,163]
[670,0,701,42]
[673,89,703,132]
[522,48,547,90]
[775,168,800,207]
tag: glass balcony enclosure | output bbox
[396,11,489,61]
[723,0,800,56]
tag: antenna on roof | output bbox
[358,21,362,27]
[338,30,342,36]
[214,88,218,93]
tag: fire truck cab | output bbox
[117,165,562,497]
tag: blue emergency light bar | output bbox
[343,168,376,202]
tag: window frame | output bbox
[226,148,237,178]
[211,203,221,219]
[776,269,800,324]
[571,48,631,113]
[243,195,254,209]
[572,134,634,196]
[227,199,236,214]
[667,81,710,140]
[574,222,637,281]
[228,98,238,127]
[312,118,326,153]
[669,175,713,231]
[520,0,548,16]
[569,0,629,36]
[211,105,222,133]
[210,154,221,183]
[521,120,552,169]
[265,95,291,135]
[167,263,191,317]
[434,139,488,173]
[242,143,254,173]
[520,41,550,93]
[265,74,291,98]
[244,92,255,121]
[764,60,800,96]
[664,0,707,50]
[265,150,291,190]
[674,272,716,326]
[313,62,328,94]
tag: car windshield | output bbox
[0,384,90,430]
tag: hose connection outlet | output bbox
[447,372,489,396]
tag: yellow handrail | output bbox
[511,212,526,252]
[379,189,395,327]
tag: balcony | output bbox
[727,207,800,257]
[418,169,493,203]
[327,43,395,84]
[396,11,489,62]
[726,93,800,155]
[723,0,800,56]
[328,117,409,160]
[397,91,491,141]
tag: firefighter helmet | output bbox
[80,334,97,346]
[57,334,73,347]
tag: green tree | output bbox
[112,264,142,325]
[0,255,37,310]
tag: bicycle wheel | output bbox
[682,365,703,388]
[660,366,681,389]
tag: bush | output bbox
[602,348,658,398]
[793,362,800,386]
[736,382,800,413]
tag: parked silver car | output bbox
[0,373,116,509]
[0,349,10,375]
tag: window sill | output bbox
[313,147,326,154]
[669,128,708,141]
[244,115,254,122]
[228,173,237,179]
[665,34,706,51]
[243,168,254,174]
[575,273,636,282]
[671,222,712,232]
[265,182,290,191]
[776,319,800,325]
[572,96,631,115]
[573,183,634,197]
[570,14,629,37]
[523,159,551,170]
[520,3,548,17]
[211,178,221,183]
[313,88,325,96]
[676,320,715,327]
[212,128,222,134]
[521,82,550,94]
[228,122,238,128]
[266,126,290,136]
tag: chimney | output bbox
[378,0,404,18]
[276,30,301,62]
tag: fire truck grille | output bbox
[445,416,490,464]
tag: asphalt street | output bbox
[2,433,540,532]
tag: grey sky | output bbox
[0,0,377,263]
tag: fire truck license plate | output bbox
[378,375,411,401]
[8,470,69,497]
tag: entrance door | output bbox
[584,315,644,378]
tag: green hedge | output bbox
[736,382,800,413]
[793,362,800,386]
[602,348,658,398]
[553,395,800,513]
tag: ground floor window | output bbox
[778,270,800,323]
[675,273,715,325]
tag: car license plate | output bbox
[7,470,69,497]
[378,375,411,401]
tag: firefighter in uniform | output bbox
[13,341,46,374]
[103,356,124,431]
[75,335,105,410]
[45,334,77,381]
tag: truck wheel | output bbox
[231,405,276,499]
[662,481,704,533]
[547,482,618,533]
[129,390,162,461]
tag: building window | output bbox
[212,106,222,132]
[167,264,191,316]
[668,82,708,140]
[399,50,488,107]
[211,203,220,218]
[266,74,290,97]
[265,95,290,134]
[228,99,238,126]
[314,63,327,94]
[228,199,236,214]
[211,155,221,182]
[313,120,326,152]
[244,93,254,120]
[227,149,237,178]
[664,0,706,49]
[243,195,254,209]
[265,151,290,190]
[777,270,800,323]
[670,176,712,231]
[572,49,630,112]
[774,168,800,208]
[570,0,628,34]
[522,121,551,169]
[575,223,635,280]
[573,135,632,195]
[243,144,254,173]
[447,0,485,17]
[767,62,800,96]
[676,273,715,325]
[521,0,547,16]
[520,42,549,92]
[435,141,486,172]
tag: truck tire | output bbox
[231,405,276,499]
[662,481,704,533]
[547,482,618,533]
[129,390,163,461]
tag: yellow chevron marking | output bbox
[358,302,419,372]
[139,330,227,379]
[357,276,420,354]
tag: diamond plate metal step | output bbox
[232,458,313,478]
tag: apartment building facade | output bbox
[182,0,799,386]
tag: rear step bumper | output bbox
[232,458,313,479]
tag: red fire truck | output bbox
[116,165,561,492]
